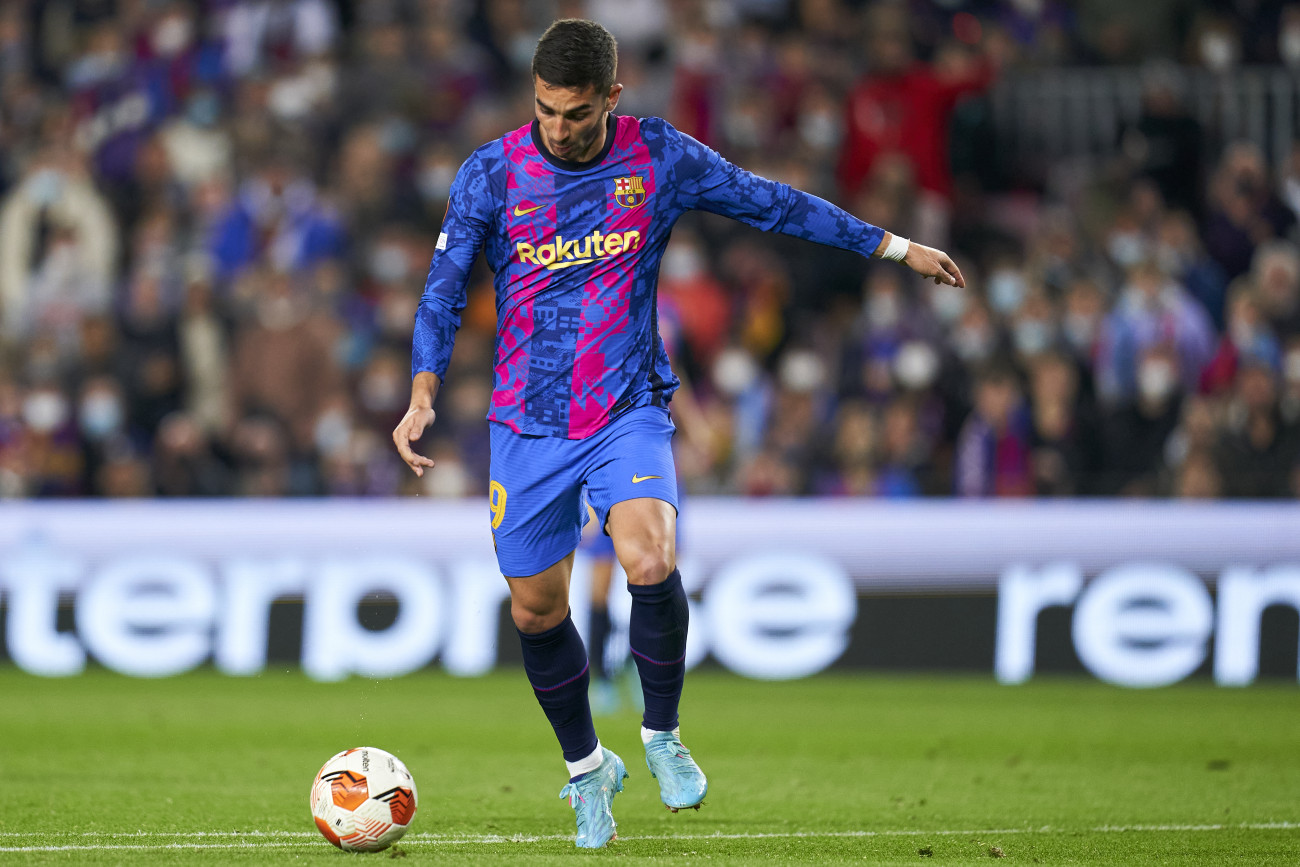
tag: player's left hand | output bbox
[904,243,965,288]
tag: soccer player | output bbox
[393,19,964,849]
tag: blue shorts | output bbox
[488,405,678,577]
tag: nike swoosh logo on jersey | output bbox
[513,203,543,217]
[631,474,662,483]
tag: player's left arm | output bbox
[666,123,963,287]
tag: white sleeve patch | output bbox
[436,232,448,251]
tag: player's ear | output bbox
[605,83,623,113]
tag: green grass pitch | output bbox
[1,667,1296,864]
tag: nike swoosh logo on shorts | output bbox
[632,474,662,483]
[513,203,543,216]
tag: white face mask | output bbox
[1138,359,1178,403]
[152,15,193,57]
[369,245,409,284]
[1013,319,1053,356]
[798,111,840,151]
[894,341,939,390]
[79,392,124,440]
[1201,32,1236,71]
[423,456,470,498]
[661,246,705,282]
[313,409,352,457]
[713,347,760,397]
[418,165,455,202]
[987,270,1027,315]
[779,349,825,394]
[1107,232,1147,268]
[930,283,968,324]
[23,390,70,433]
[867,293,901,329]
[27,168,64,206]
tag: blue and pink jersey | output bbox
[413,114,886,439]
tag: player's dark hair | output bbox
[532,19,618,94]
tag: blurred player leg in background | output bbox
[580,502,624,715]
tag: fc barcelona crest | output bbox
[614,176,646,209]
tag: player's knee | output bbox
[511,599,566,634]
[622,544,674,586]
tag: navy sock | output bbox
[589,604,612,680]
[517,613,598,763]
[627,569,688,732]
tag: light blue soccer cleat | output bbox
[558,748,628,848]
[644,731,708,812]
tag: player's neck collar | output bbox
[531,114,618,171]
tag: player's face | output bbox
[533,77,622,163]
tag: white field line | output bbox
[0,823,1296,852]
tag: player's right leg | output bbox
[505,560,627,847]
[489,423,626,847]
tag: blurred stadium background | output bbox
[0,0,1298,691]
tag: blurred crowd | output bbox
[0,0,1298,500]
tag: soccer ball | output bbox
[310,747,418,852]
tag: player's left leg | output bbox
[584,405,705,811]
[606,497,707,811]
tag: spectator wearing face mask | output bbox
[16,381,84,497]
[1095,259,1216,407]
[1008,287,1059,365]
[75,373,135,491]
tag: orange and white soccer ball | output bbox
[310,747,418,852]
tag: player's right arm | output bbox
[395,149,493,477]
[393,371,441,477]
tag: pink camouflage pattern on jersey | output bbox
[568,118,656,437]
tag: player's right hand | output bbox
[392,406,437,477]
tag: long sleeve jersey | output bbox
[413,114,886,439]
